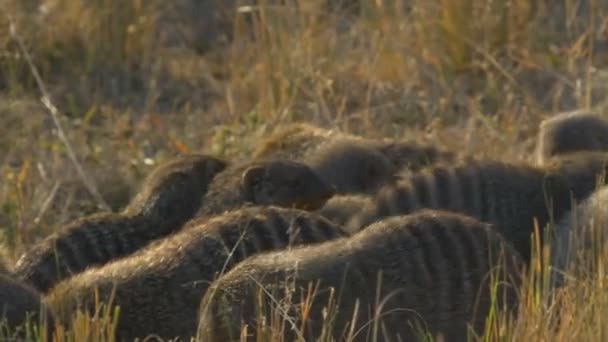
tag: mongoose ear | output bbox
[241,166,266,190]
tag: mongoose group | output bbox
[2,111,608,341]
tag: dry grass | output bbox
[2,0,608,340]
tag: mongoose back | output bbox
[303,139,398,194]
[348,153,608,261]
[198,210,523,342]
[122,153,228,224]
[253,123,455,194]
[370,139,457,172]
[46,206,348,341]
[14,154,228,294]
[0,274,54,339]
[197,159,336,216]
[317,194,375,230]
[254,125,398,194]
[252,123,340,160]
[549,185,608,287]
[536,110,608,165]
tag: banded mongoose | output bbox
[197,159,336,216]
[536,110,608,165]
[0,274,54,339]
[198,210,523,342]
[549,186,608,287]
[122,153,229,224]
[46,206,348,341]
[347,152,608,262]
[317,194,375,230]
[252,123,456,194]
[252,123,339,160]
[370,138,457,173]
[303,139,397,194]
[14,154,228,293]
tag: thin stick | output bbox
[7,15,111,211]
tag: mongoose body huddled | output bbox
[14,154,228,294]
[122,153,229,223]
[199,210,523,342]
[347,153,608,261]
[253,123,456,194]
[303,139,397,194]
[46,206,347,341]
[536,111,608,165]
[198,159,336,216]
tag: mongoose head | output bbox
[305,139,397,194]
[240,160,336,210]
[537,111,608,165]
[124,153,228,223]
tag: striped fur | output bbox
[198,210,523,342]
[348,154,608,261]
[0,274,54,338]
[536,110,608,165]
[303,139,397,194]
[317,194,375,230]
[198,159,336,216]
[252,123,455,194]
[46,206,348,341]
[122,153,228,224]
[371,139,457,172]
[15,154,227,294]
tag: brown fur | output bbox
[303,139,398,194]
[317,194,375,230]
[536,111,608,165]
[253,123,455,194]
[198,159,336,216]
[0,274,54,339]
[15,154,228,294]
[46,206,348,341]
[198,210,523,342]
[348,153,608,262]
[123,153,228,223]
[252,123,340,160]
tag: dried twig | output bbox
[6,15,111,211]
